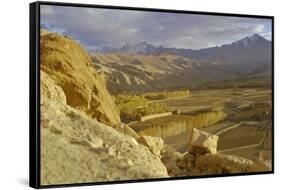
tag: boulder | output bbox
[177,152,196,171]
[137,135,164,157]
[187,128,218,155]
[259,150,272,161]
[259,150,272,170]
[40,30,120,126]
[195,153,270,175]
[41,99,168,185]
[160,145,189,176]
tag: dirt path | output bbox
[215,123,242,136]
[148,95,191,105]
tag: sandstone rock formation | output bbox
[41,99,168,185]
[40,30,120,125]
[40,30,169,185]
[41,71,66,104]
[187,128,219,155]
[137,135,164,157]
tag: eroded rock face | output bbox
[41,99,168,185]
[187,128,218,155]
[40,30,120,125]
[41,71,66,104]
[195,153,269,174]
[137,135,164,157]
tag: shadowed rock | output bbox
[187,128,219,155]
[160,145,188,177]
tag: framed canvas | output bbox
[29,1,274,188]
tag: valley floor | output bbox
[130,87,272,162]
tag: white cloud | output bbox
[129,28,139,33]
[40,5,272,49]
[253,24,265,33]
[260,32,272,40]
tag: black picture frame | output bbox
[29,1,274,189]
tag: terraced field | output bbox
[130,87,272,161]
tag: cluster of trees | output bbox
[114,94,170,122]
[144,90,190,100]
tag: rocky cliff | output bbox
[40,30,120,125]
[41,99,168,185]
[40,31,170,184]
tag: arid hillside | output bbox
[91,53,239,94]
[40,30,271,185]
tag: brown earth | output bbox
[40,30,120,126]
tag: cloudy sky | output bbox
[40,5,272,51]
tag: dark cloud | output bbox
[41,5,272,50]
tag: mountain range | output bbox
[92,34,272,94]
[95,34,272,75]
